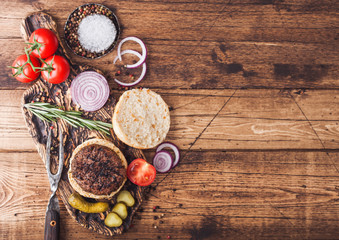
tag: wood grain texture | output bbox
[0,0,338,239]
[20,12,146,236]
[1,89,337,151]
[0,0,338,89]
[1,151,339,239]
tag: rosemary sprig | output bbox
[24,102,112,135]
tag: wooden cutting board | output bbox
[20,12,146,236]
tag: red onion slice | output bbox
[156,142,180,168]
[70,71,110,112]
[117,37,147,68]
[153,150,173,173]
[113,50,146,87]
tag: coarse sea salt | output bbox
[77,14,117,53]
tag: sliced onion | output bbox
[113,50,146,87]
[117,37,147,68]
[153,150,173,173]
[156,142,180,168]
[70,71,109,112]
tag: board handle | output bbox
[44,209,60,240]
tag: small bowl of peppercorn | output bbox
[64,3,120,59]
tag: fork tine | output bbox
[56,129,64,178]
[45,129,52,177]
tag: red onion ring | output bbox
[156,142,180,168]
[113,50,146,87]
[117,37,147,68]
[70,71,110,112]
[153,150,173,173]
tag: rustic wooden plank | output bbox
[1,0,338,239]
[190,89,339,150]
[2,39,337,90]
[2,1,338,36]
[18,12,146,236]
[1,89,338,151]
[1,151,339,239]
[0,0,338,89]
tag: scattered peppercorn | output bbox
[153,216,158,220]
[159,220,164,224]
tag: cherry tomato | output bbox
[41,55,70,84]
[11,54,40,83]
[127,159,156,186]
[29,28,58,59]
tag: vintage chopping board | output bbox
[20,12,146,236]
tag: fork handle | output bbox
[44,209,60,240]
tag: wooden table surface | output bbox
[1,0,338,239]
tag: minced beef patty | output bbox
[71,144,126,195]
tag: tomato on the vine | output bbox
[41,55,70,84]
[127,159,156,186]
[29,28,58,59]
[11,54,40,83]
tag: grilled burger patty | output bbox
[71,144,126,195]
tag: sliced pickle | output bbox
[117,190,135,207]
[112,202,128,220]
[68,192,109,213]
[105,212,123,227]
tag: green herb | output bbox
[24,102,112,135]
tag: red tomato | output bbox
[127,159,156,186]
[11,54,40,83]
[29,28,58,59]
[41,55,70,84]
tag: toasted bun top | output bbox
[68,139,127,199]
[112,88,170,149]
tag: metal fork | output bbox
[44,128,63,240]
